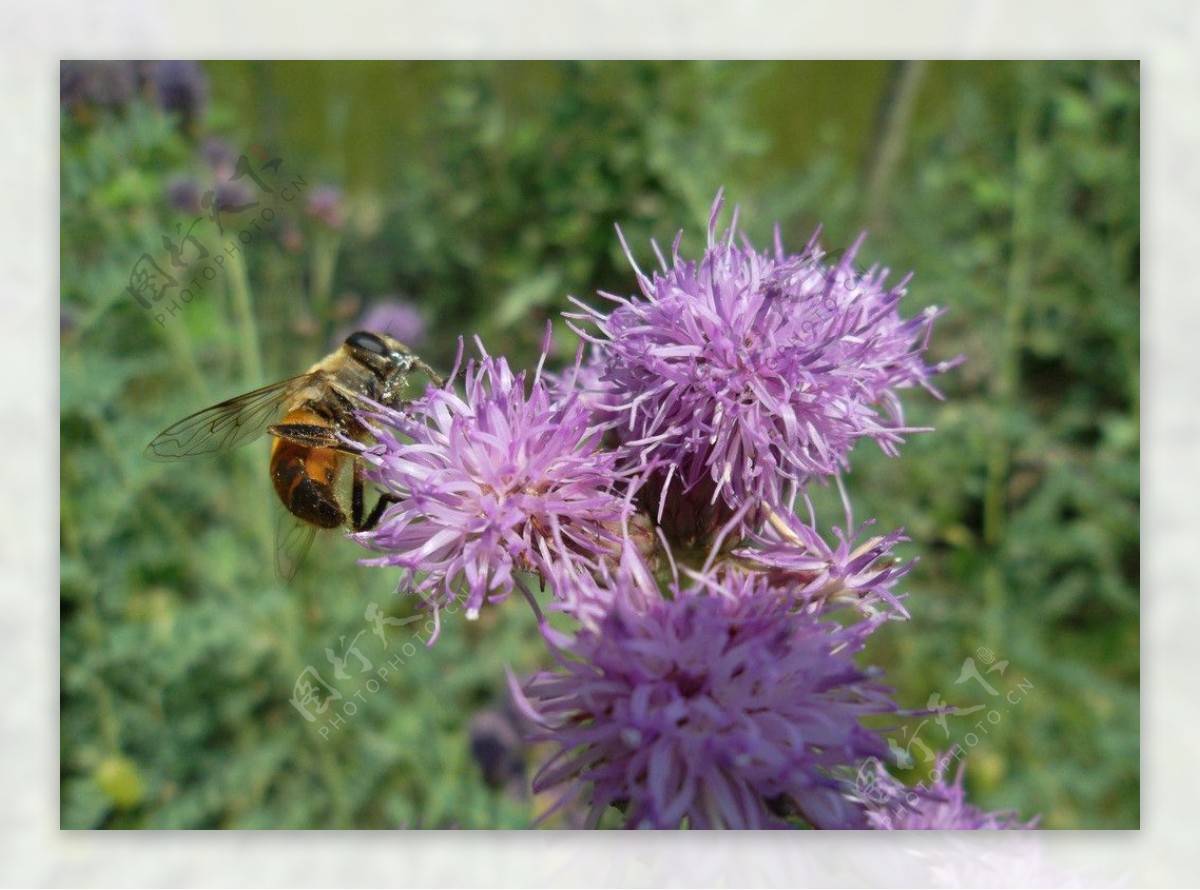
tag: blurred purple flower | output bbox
[201,136,237,175]
[306,184,345,230]
[61,60,208,134]
[214,178,255,212]
[337,299,426,350]
[146,60,208,131]
[279,223,305,254]
[511,567,897,829]
[571,189,958,516]
[468,709,527,791]
[353,340,632,625]
[166,177,203,215]
[60,61,140,113]
[860,753,1039,830]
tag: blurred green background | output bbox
[60,60,1138,829]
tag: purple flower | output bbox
[60,61,140,113]
[336,298,426,350]
[306,183,345,230]
[468,708,527,791]
[166,177,203,214]
[201,136,237,174]
[543,522,661,630]
[571,189,957,516]
[733,505,914,619]
[860,753,1039,830]
[511,566,897,829]
[147,60,208,131]
[353,341,631,624]
[214,178,256,213]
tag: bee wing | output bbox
[145,373,319,461]
[266,422,347,451]
[276,512,319,583]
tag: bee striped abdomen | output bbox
[270,409,345,529]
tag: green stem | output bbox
[225,246,264,387]
[864,60,927,230]
[310,228,342,323]
[221,247,277,563]
[982,68,1040,637]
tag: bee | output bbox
[146,331,443,579]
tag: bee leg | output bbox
[351,460,396,532]
[359,494,397,531]
[413,357,446,389]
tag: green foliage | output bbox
[800,61,1139,828]
[60,61,1138,830]
[339,61,768,366]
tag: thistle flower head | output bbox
[861,753,1040,830]
[512,565,897,829]
[572,190,957,515]
[354,340,631,623]
[733,506,914,619]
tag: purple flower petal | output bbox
[353,340,632,625]
[570,190,961,521]
[517,560,898,829]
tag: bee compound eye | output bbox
[344,331,389,357]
